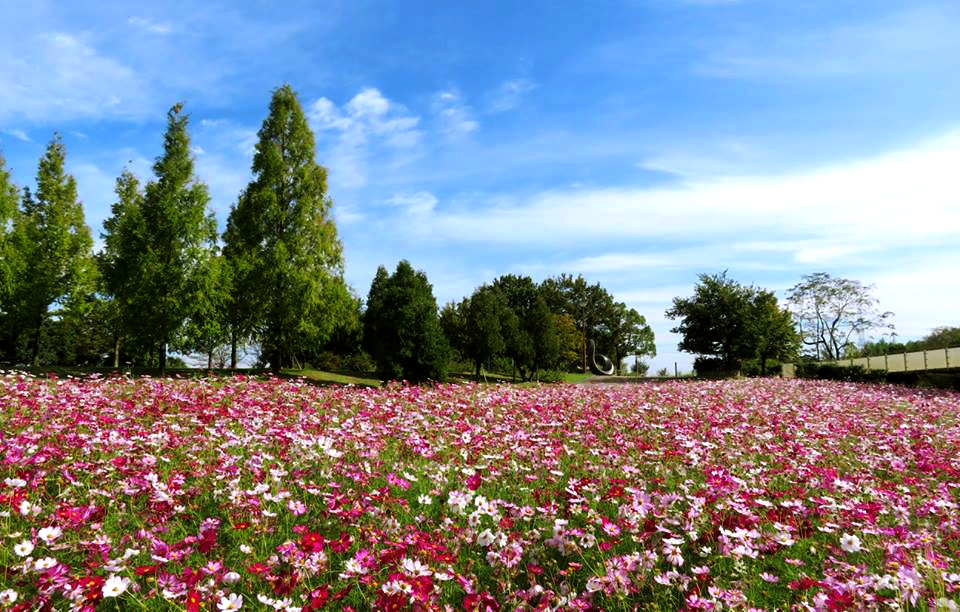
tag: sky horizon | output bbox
[1,1,958,372]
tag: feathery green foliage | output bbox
[7,135,95,366]
[103,106,217,373]
[224,84,350,372]
[0,153,18,307]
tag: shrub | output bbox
[794,362,887,383]
[533,369,567,383]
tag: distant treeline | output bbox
[853,326,960,358]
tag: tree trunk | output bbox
[230,329,238,370]
[475,359,482,382]
[31,308,44,367]
[207,350,213,370]
[113,336,121,368]
[271,345,282,374]
[159,342,167,376]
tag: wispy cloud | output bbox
[127,16,173,35]
[486,79,537,113]
[433,90,478,139]
[401,127,960,259]
[638,139,763,178]
[0,32,145,122]
[2,128,30,142]
[309,88,422,189]
[698,6,960,80]
[387,191,438,216]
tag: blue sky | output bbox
[1,0,958,372]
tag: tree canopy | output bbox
[100,106,217,374]
[363,260,449,383]
[667,271,798,374]
[6,135,95,366]
[786,272,894,360]
[224,84,351,372]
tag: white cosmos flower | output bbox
[34,557,58,570]
[476,529,495,547]
[218,592,244,610]
[102,574,130,597]
[0,589,18,604]
[839,533,862,553]
[401,557,432,576]
[37,526,62,544]
[13,540,34,557]
[223,571,241,584]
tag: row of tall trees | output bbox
[0,85,351,373]
[361,268,657,383]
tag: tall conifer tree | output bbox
[0,152,18,305]
[224,84,349,372]
[0,153,20,360]
[8,135,95,365]
[99,169,146,366]
[131,105,216,374]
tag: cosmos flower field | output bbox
[1,374,959,611]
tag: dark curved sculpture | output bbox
[587,339,615,376]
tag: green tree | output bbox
[439,300,466,363]
[750,290,800,375]
[540,274,615,371]
[604,303,656,374]
[916,326,960,350]
[667,271,793,374]
[119,106,217,374]
[462,285,509,381]
[8,135,95,366]
[786,272,894,360]
[0,152,18,304]
[99,169,146,367]
[526,297,560,377]
[224,84,349,372]
[363,261,449,383]
[552,313,581,370]
[177,252,230,368]
[0,152,19,360]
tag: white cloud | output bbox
[638,139,762,177]
[407,127,960,258]
[0,32,145,121]
[2,129,29,142]
[308,88,422,189]
[698,6,960,80]
[433,90,478,138]
[127,16,173,35]
[557,253,676,274]
[487,79,537,113]
[872,256,960,341]
[387,191,437,216]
